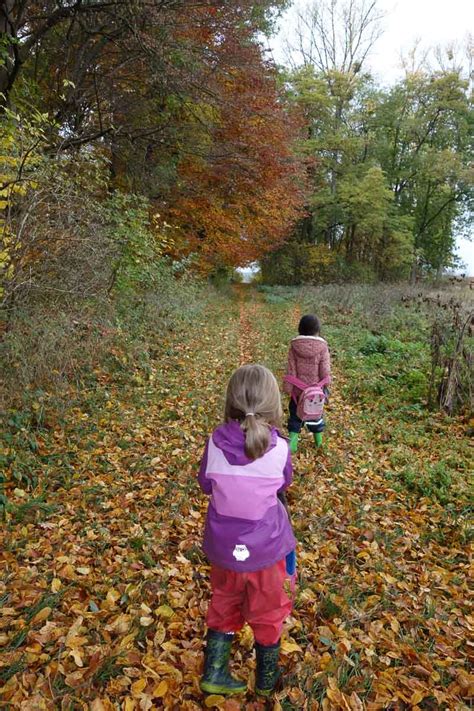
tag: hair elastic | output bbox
[245,412,255,417]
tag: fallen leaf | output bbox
[281,639,302,654]
[131,678,147,697]
[155,604,174,619]
[90,700,107,711]
[51,578,62,592]
[152,680,168,698]
[410,690,426,705]
[31,607,52,624]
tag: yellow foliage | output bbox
[301,244,338,283]
[0,107,51,298]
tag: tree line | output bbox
[1,0,472,315]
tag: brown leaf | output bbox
[31,607,52,624]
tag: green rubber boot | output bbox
[289,432,299,454]
[255,640,281,697]
[314,432,323,448]
[200,630,246,696]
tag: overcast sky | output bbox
[269,0,474,274]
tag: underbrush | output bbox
[0,267,211,517]
[0,266,210,406]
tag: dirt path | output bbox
[0,291,471,710]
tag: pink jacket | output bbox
[283,336,331,397]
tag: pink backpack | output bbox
[284,375,330,422]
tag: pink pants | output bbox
[206,559,295,646]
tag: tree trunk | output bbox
[346,222,357,261]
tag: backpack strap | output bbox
[284,375,309,390]
[285,374,331,390]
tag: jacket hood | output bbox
[212,420,279,465]
[291,335,327,359]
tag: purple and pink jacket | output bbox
[198,420,296,573]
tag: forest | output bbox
[0,1,473,709]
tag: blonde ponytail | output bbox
[240,413,270,459]
[224,365,283,460]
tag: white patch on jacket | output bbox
[233,544,250,561]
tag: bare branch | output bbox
[288,0,384,74]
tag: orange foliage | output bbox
[162,30,307,269]
[6,1,306,271]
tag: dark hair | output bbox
[298,314,320,336]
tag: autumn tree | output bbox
[2,0,303,281]
[165,31,305,269]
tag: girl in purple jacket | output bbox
[198,364,296,698]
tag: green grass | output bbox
[0,655,26,683]
[92,655,126,684]
[250,283,472,516]
[386,461,454,504]
[5,492,58,524]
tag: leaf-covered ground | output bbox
[1,288,472,710]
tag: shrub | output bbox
[0,306,115,402]
[427,296,473,415]
[0,160,210,407]
[1,152,112,314]
[359,335,389,355]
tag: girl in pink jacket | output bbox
[283,314,331,453]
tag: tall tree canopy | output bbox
[1,0,304,279]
